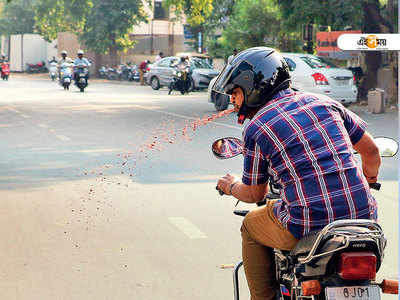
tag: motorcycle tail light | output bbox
[338,252,376,280]
[301,280,321,296]
[379,279,398,294]
[311,72,329,85]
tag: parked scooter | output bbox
[98,66,107,79]
[129,65,140,82]
[1,62,10,81]
[59,62,73,90]
[74,64,89,92]
[106,67,118,80]
[49,61,58,81]
[212,136,399,300]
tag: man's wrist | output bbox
[229,181,239,195]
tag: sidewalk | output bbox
[9,72,142,86]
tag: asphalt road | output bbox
[0,75,398,300]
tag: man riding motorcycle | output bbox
[213,47,381,300]
[58,51,73,69]
[73,50,91,80]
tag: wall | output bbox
[8,34,57,72]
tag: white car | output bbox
[282,53,358,105]
[208,53,358,111]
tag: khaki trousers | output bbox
[139,69,145,85]
[241,200,298,300]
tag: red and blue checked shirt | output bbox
[242,88,377,239]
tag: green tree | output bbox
[275,0,397,101]
[34,0,148,65]
[34,0,91,42]
[163,0,213,26]
[80,0,148,61]
[217,0,281,58]
[0,0,36,35]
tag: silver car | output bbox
[146,56,219,91]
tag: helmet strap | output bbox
[237,103,254,124]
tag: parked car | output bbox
[208,52,358,111]
[146,56,219,91]
[282,53,358,105]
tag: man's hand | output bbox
[353,131,381,184]
[217,174,240,195]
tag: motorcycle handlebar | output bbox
[369,182,381,190]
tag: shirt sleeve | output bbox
[242,133,269,185]
[339,106,367,145]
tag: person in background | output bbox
[0,54,7,63]
[227,48,238,64]
[73,50,91,80]
[57,50,73,79]
[49,56,57,64]
[139,60,150,85]
[155,52,164,62]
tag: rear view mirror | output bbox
[374,137,398,157]
[212,137,244,159]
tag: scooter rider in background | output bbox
[0,54,7,63]
[213,47,381,300]
[58,51,73,78]
[73,50,91,81]
[177,56,191,92]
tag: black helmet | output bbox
[212,47,291,123]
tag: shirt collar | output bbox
[270,88,294,101]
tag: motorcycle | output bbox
[26,61,47,73]
[1,62,10,81]
[59,62,73,90]
[106,67,118,80]
[168,65,191,95]
[49,62,58,81]
[129,65,140,82]
[118,64,132,81]
[74,64,89,92]
[98,66,107,79]
[212,136,399,300]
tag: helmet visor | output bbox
[211,63,235,96]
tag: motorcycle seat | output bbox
[290,231,320,257]
[290,225,377,258]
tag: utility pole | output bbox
[302,23,314,54]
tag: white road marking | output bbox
[55,135,71,142]
[38,124,48,128]
[20,114,30,118]
[168,217,207,239]
[7,107,20,113]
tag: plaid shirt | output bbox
[242,88,377,239]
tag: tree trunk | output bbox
[359,1,383,99]
[95,53,102,77]
[109,46,119,67]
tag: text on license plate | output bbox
[325,286,380,300]
[335,80,350,86]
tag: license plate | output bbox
[335,79,349,86]
[325,286,380,300]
